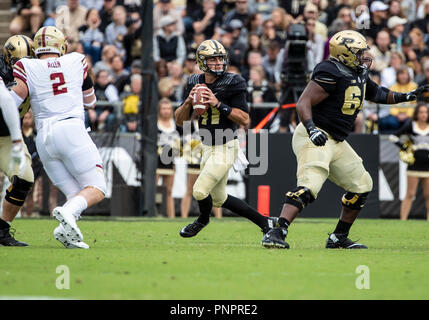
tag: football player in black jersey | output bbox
[262,30,429,249]
[0,35,35,246]
[175,40,277,237]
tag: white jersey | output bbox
[13,52,88,129]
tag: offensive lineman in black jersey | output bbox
[262,30,429,249]
[175,40,277,237]
[0,35,35,246]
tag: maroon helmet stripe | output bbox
[41,27,47,47]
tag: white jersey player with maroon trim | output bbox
[13,52,88,128]
[10,26,106,249]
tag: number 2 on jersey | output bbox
[50,72,68,96]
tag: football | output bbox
[192,85,210,115]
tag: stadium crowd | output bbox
[9,0,429,134]
[5,0,429,218]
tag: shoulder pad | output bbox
[187,74,204,86]
[313,60,342,78]
[217,73,247,91]
[329,59,356,78]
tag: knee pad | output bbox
[5,175,33,206]
[342,192,369,210]
[285,186,315,212]
[193,188,208,201]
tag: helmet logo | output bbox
[340,37,355,45]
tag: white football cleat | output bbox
[52,207,83,241]
[54,225,89,249]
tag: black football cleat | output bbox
[326,233,367,249]
[0,227,28,247]
[261,226,289,249]
[180,220,209,238]
[261,216,279,234]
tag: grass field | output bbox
[1,217,429,300]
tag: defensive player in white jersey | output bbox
[10,26,106,249]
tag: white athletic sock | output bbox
[62,196,88,220]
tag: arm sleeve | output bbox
[0,80,22,141]
[365,77,380,101]
[229,76,248,113]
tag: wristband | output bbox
[218,102,232,116]
[303,119,316,132]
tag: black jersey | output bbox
[182,72,248,146]
[0,55,15,137]
[311,59,379,141]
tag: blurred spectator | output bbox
[93,44,118,75]
[88,69,119,131]
[187,32,206,54]
[224,0,253,27]
[407,27,429,72]
[168,61,185,102]
[121,74,142,133]
[154,0,184,35]
[418,60,429,103]
[78,8,104,64]
[271,7,289,47]
[390,103,429,220]
[223,19,247,67]
[183,53,196,78]
[56,0,88,46]
[387,16,407,50]
[43,0,67,26]
[111,54,129,83]
[154,15,186,65]
[261,19,282,49]
[381,51,414,88]
[105,5,127,56]
[10,0,45,35]
[80,0,103,10]
[379,65,418,132]
[158,77,177,101]
[388,0,406,19]
[401,0,416,21]
[123,11,142,67]
[278,0,306,20]
[98,0,116,33]
[156,98,180,219]
[368,30,392,73]
[367,1,388,41]
[415,0,429,21]
[120,0,142,12]
[116,59,142,95]
[303,2,328,41]
[245,13,263,35]
[250,0,278,21]
[262,40,280,83]
[310,0,328,24]
[336,6,355,30]
[241,50,263,81]
[244,32,265,65]
[190,0,223,40]
[247,65,277,128]
[305,18,324,72]
[155,59,169,80]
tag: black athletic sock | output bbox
[0,218,10,230]
[333,220,353,235]
[278,217,291,229]
[196,195,212,225]
[222,195,268,230]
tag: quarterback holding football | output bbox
[175,40,277,237]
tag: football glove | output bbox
[395,84,429,102]
[304,119,328,146]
